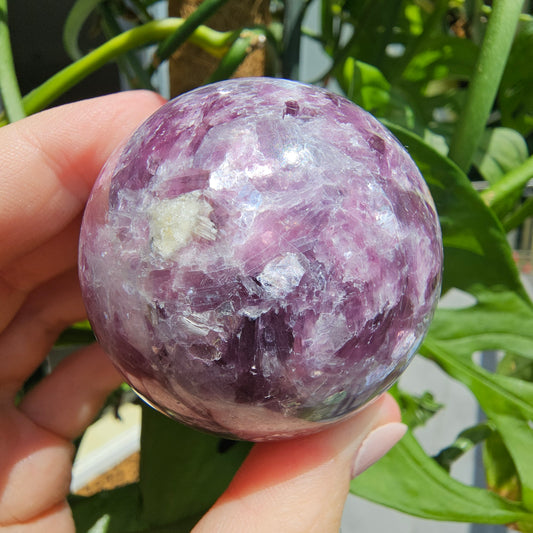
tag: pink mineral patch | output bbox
[79,77,443,441]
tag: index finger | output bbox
[0,90,165,268]
[0,91,164,329]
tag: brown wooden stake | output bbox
[168,0,270,96]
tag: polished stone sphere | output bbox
[79,77,442,441]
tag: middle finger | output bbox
[0,268,86,399]
[0,215,81,332]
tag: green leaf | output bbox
[337,61,430,132]
[70,484,143,533]
[498,352,533,382]
[427,331,533,509]
[490,414,533,511]
[382,120,527,299]
[499,19,533,137]
[402,35,478,86]
[433,422,495,472]
[473,127,529,185]
[71,406,252,532]
[391,385,443,429]
[70,484,206,533]
[421,338,533,513]
[341,0,403,71]
[429,290,533,362]
[139,404,252,528]
[337,58,391,113]
[484,431,521,502]
[351,430,533,524]
[422,338,533,421]
[56,320,95,346]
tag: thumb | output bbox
[193,394,405,533]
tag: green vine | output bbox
[504,197,533,232]
[481,155,533,213]
[0,0,25,123]
[0,18,236,127]
[63,0,105,61]
[98,2,154,90]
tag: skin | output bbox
[0,91,402,533]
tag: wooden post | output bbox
[168,0,270,96]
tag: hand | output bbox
[0,92,405,533]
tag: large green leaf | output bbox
[422,338,533,513]
[70,483,206,533]
[353,331,533,523]
[499,19,533,137]
[337,58,392,114]
[138,405,252,528]
[429,290,533,361]
[350,430,533,525]
[422,338,533,422]
[70,484,143,533]
[473,127,530,185]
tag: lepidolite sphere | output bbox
[79,78,442,440]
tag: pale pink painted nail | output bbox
[351,422,407,479]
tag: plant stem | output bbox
[0,18,234,127]
[447,0,524,173]
[0,0,25,122]
[503,197,533,232]
[205,29,265,84]
[151,0,231,72]
[130,0,153,23]
[98,2,154,90]
[281,0,309,80]
[481,155,533,212]
[320,0,334,52]
[63,0,105,61]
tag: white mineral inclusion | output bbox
[257,252,306,298]
[149,191,216,258]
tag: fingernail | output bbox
[351,422,407,479]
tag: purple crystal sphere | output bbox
[79,78,442,441]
